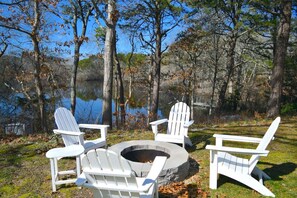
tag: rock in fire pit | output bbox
[109,140,189,186]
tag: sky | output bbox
[70,19,184,58]
[1,16,182,59]
[0,1,185,60]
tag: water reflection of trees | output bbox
[76,81,103,101]
[76,81,204,121]
[0,79,207,134]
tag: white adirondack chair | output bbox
[150,102,194,148]
[76,148,167,198]
[53,107,109,153]
[205,117,281,197]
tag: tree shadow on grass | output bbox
[187,157,200,178]
[260,161,297,180]
[187,134,212,153]
[0,143,37,168]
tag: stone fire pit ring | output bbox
[109,140,189,186]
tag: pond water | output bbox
[1,80,208,133]
[60,80,209,125]
[61,96,161,123]
[58,81,164,123]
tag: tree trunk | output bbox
[102,0,116,127]
[32,37,47,132]
[68,0,91,115]
[267,0,292,117]
[151,4,162,121]
[32,0,47,132]
[217,34,237,112]
[70,43,80,114]
[209,34,220,116]
[114,36,125,124]
[147,55,153,126]
[234,63,243,111]
[125,37,135,108]
[114,70,119,127]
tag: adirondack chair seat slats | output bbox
[150,102,194,148]
[218,152,249,175]
[78,177,153,193]
[206,117,280,197]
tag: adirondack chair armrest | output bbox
[140,156,167,191]
[184,120,194,128]
[78,124,109,130]
[78,124,109,139]
[149,119,168,126]
[205,145,269,156]
[53,129,84,136]
[213,134,262,146]
[150,119,168,135]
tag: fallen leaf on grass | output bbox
[159,182,209,197]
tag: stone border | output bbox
[109,140,189,185]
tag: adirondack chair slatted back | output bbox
[249,117,280,173]
[81,149,140,198]
[167,102,190,136]
[54,107,84,147]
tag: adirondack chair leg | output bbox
[76,155,81,178]
[252,166,271,181]
[155,180,159,198]
[209,150,218,189]
[141,180,158,198]
[50,158,57,192]
[185,137,193,147]
[231,174,275,197]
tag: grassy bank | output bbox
[0,116,296,197]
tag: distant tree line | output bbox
[0,0,296,133]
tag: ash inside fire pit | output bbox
[122,149,170,163]
[109,140,189,186]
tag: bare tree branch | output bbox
[0,0,27,6]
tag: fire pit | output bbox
[109,140,189,185]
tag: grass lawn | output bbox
[0,116,296,197]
